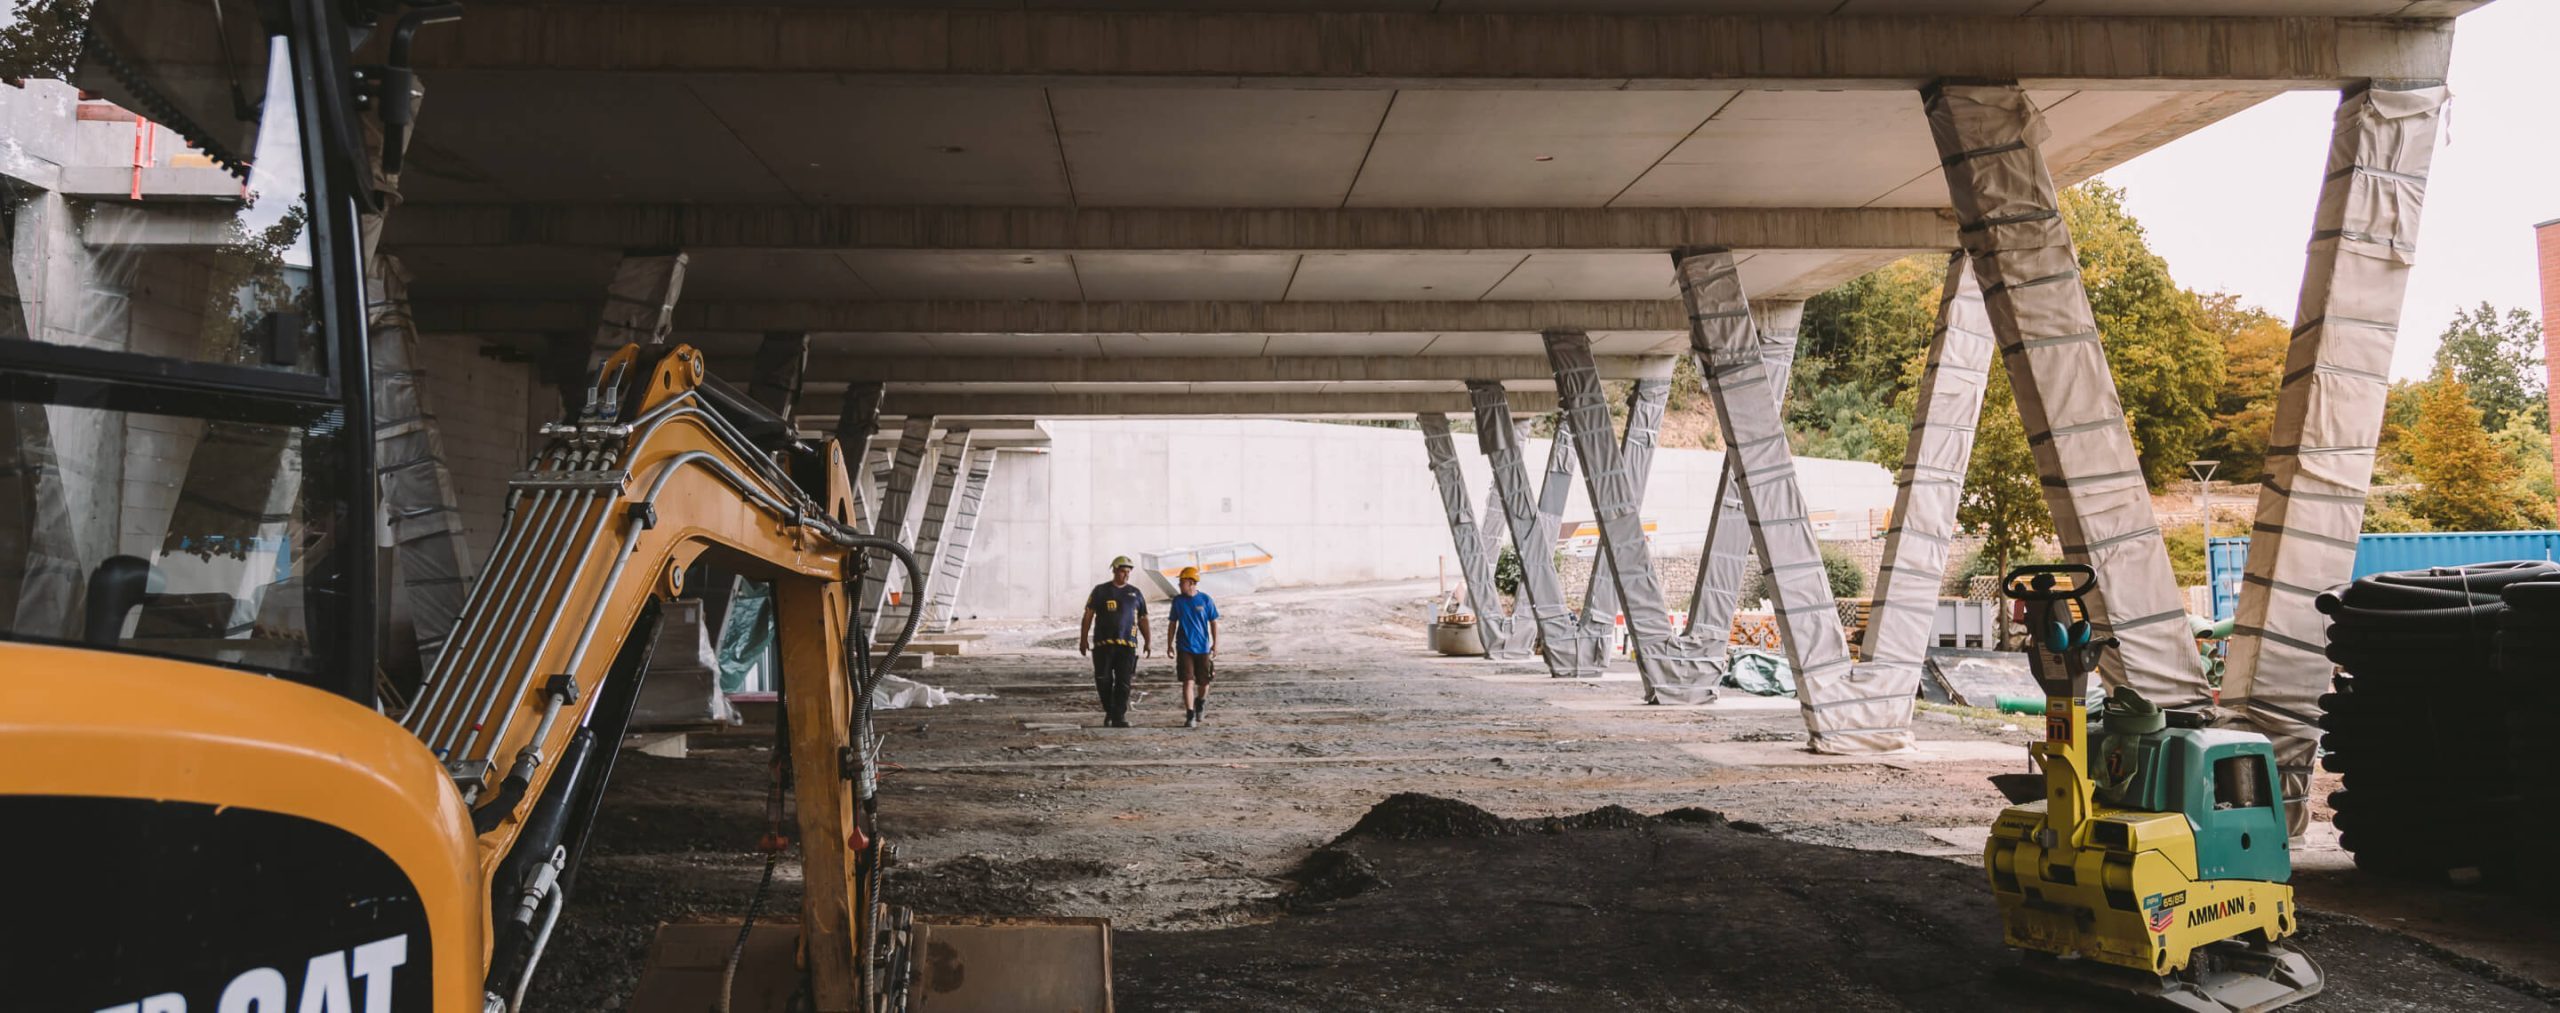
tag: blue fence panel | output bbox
[2203,531,2560,620]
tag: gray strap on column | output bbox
[1549,335,1723,702]
[1469,383,1592,678]
[922,449,999,633]
[891,430,975,631]
[1421,414,1521,658]
[1927,82,2202,712]
[863,417,937,641]
[2223,83,2448,824]
[369,255,479,675]
[1677,250,1868,748]
[1855,253,1995,707]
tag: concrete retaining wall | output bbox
[958,419,1895,620]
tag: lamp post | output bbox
[2187,460,2220,536]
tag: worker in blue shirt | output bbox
[1167,566,1221,728]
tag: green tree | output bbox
[2432,302,2547,432]
[2195,293,2290,483]
[2402,369,2528,531]
[2062,182,2225,487]
[1961,367,2051,577]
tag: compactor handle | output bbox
[2000,563,2096,602]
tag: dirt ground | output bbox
[529,580,2559,1011]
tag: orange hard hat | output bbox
[1178,566,1202,581]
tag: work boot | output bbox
[1193,699,1208,725]
[1184,705,1200,729]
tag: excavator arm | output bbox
[399,343,911,1011]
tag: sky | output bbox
[2101,1,2558,381]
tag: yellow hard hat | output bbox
[1178,566,1202,581]
[1110,555,1134,569]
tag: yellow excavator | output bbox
[0,3,1103,1010]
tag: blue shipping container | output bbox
[2205,530,2560,620]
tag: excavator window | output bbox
[0,0,374,697]
[2214,753,2271,811]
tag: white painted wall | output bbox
[955,419,1895,620]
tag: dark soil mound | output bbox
[1288,847,1390,909]
[1334,792,1513,842]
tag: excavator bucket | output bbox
[903,915,1115,1012]
[2013,940,2323,1013]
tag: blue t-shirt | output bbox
[1168,592,1219,655]
[1086,582,1147,647]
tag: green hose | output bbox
[1995,695,2046,715]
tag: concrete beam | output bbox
[418,9,2454,88]
[414,299,1693,336]
[806,390,1561,419]
[728,355,1674,385]
[388,205,1954,254]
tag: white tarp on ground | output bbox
[1854,253,1995,716]
[1927,83,2200,709]
[2224,84,2448,832]
[873,673,995,710]
[1676,250,1869,748]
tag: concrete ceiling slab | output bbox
[1481,252,1679,301]
[810,333,941,358]
[1263,333,1439,357]
[1072,254,1299,301]
[1094,333,1273,357]
[402,75,790,203]
[921,333,1106,357]
[1345,91,1733,207]
[682,81,1070,205]
[680,250,874,301]
[2030,0,2408,12]
[1616,90,1936,208]
[837,252,1085,300]
[1285,253,1527,301]
[396,246,619,300]
[1051,89,1390,207]
[1736,251,1862,297]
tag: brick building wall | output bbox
[2539,220,2560,520]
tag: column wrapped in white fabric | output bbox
[1548,335,1721,702]
[1421,414,1521,657]
[1676,251,1870,748]
[1685,309,1797,646]
[891,431,975,630]
[1927,83,2201,709]
[863,418,937,640]
[922,449,998,633]
[2226,84,2447,833]
[1469,384,1592,677]
[1855,254,1996,718]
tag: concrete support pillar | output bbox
[1419,413,1520,658]
[2224,82,2449,830]
[747,331,810,418]
[1927,82,2200,706]
[368,255,479,675]
[1468,384,1590,678]
[1676,250,1866,746]
[921,449,999,634]
[835,382,886,531]
[1855,254,1995,706]
[1549,332,1723,701]
[892,430,976,631]
[1683,302,1800,646]
[594,251,688,347]
[862,417,936,639]
[1477,455,1536,656]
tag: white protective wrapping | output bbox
[368,256,479,671]
[1468,383,1594,677]
[747,332,810,418]
[888,431,974,631]
[1478,430,1538,657]
[1855,254,1995,707]
[2226,83,2448,830]
[1683,308,1798,647]
[1420,414,1521,657]
[1675,251,1869,749]
[921,449,998,633]
[594,252,688,347]
[1548,334,1723,702]
[863,417,936,639]
[1927,83,2202,709]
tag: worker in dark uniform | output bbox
[1078,555,1152,727]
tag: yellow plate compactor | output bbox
[1987,564,2323,1012]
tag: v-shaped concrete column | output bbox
[369,257,479,673]
[891,430,976,631]
[1476,435,1537,657]
[1420,414,1522,657]
[1855,253,1996,718]
[1468,383,1596,677]
[862,417,937,639]
[1549,333,1723,702]
[1676,250,1867,748]
[1683,305,1800,649]
[921,448,999,634]
[2225,82,2448,832]
[1927,82,2198,707]
[834,382,886,532]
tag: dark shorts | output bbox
[1176,651,1214,684]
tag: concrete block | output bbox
[622,731,689,759]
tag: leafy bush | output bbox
[1739,543,1867,606]
[1493,545,1524,597]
